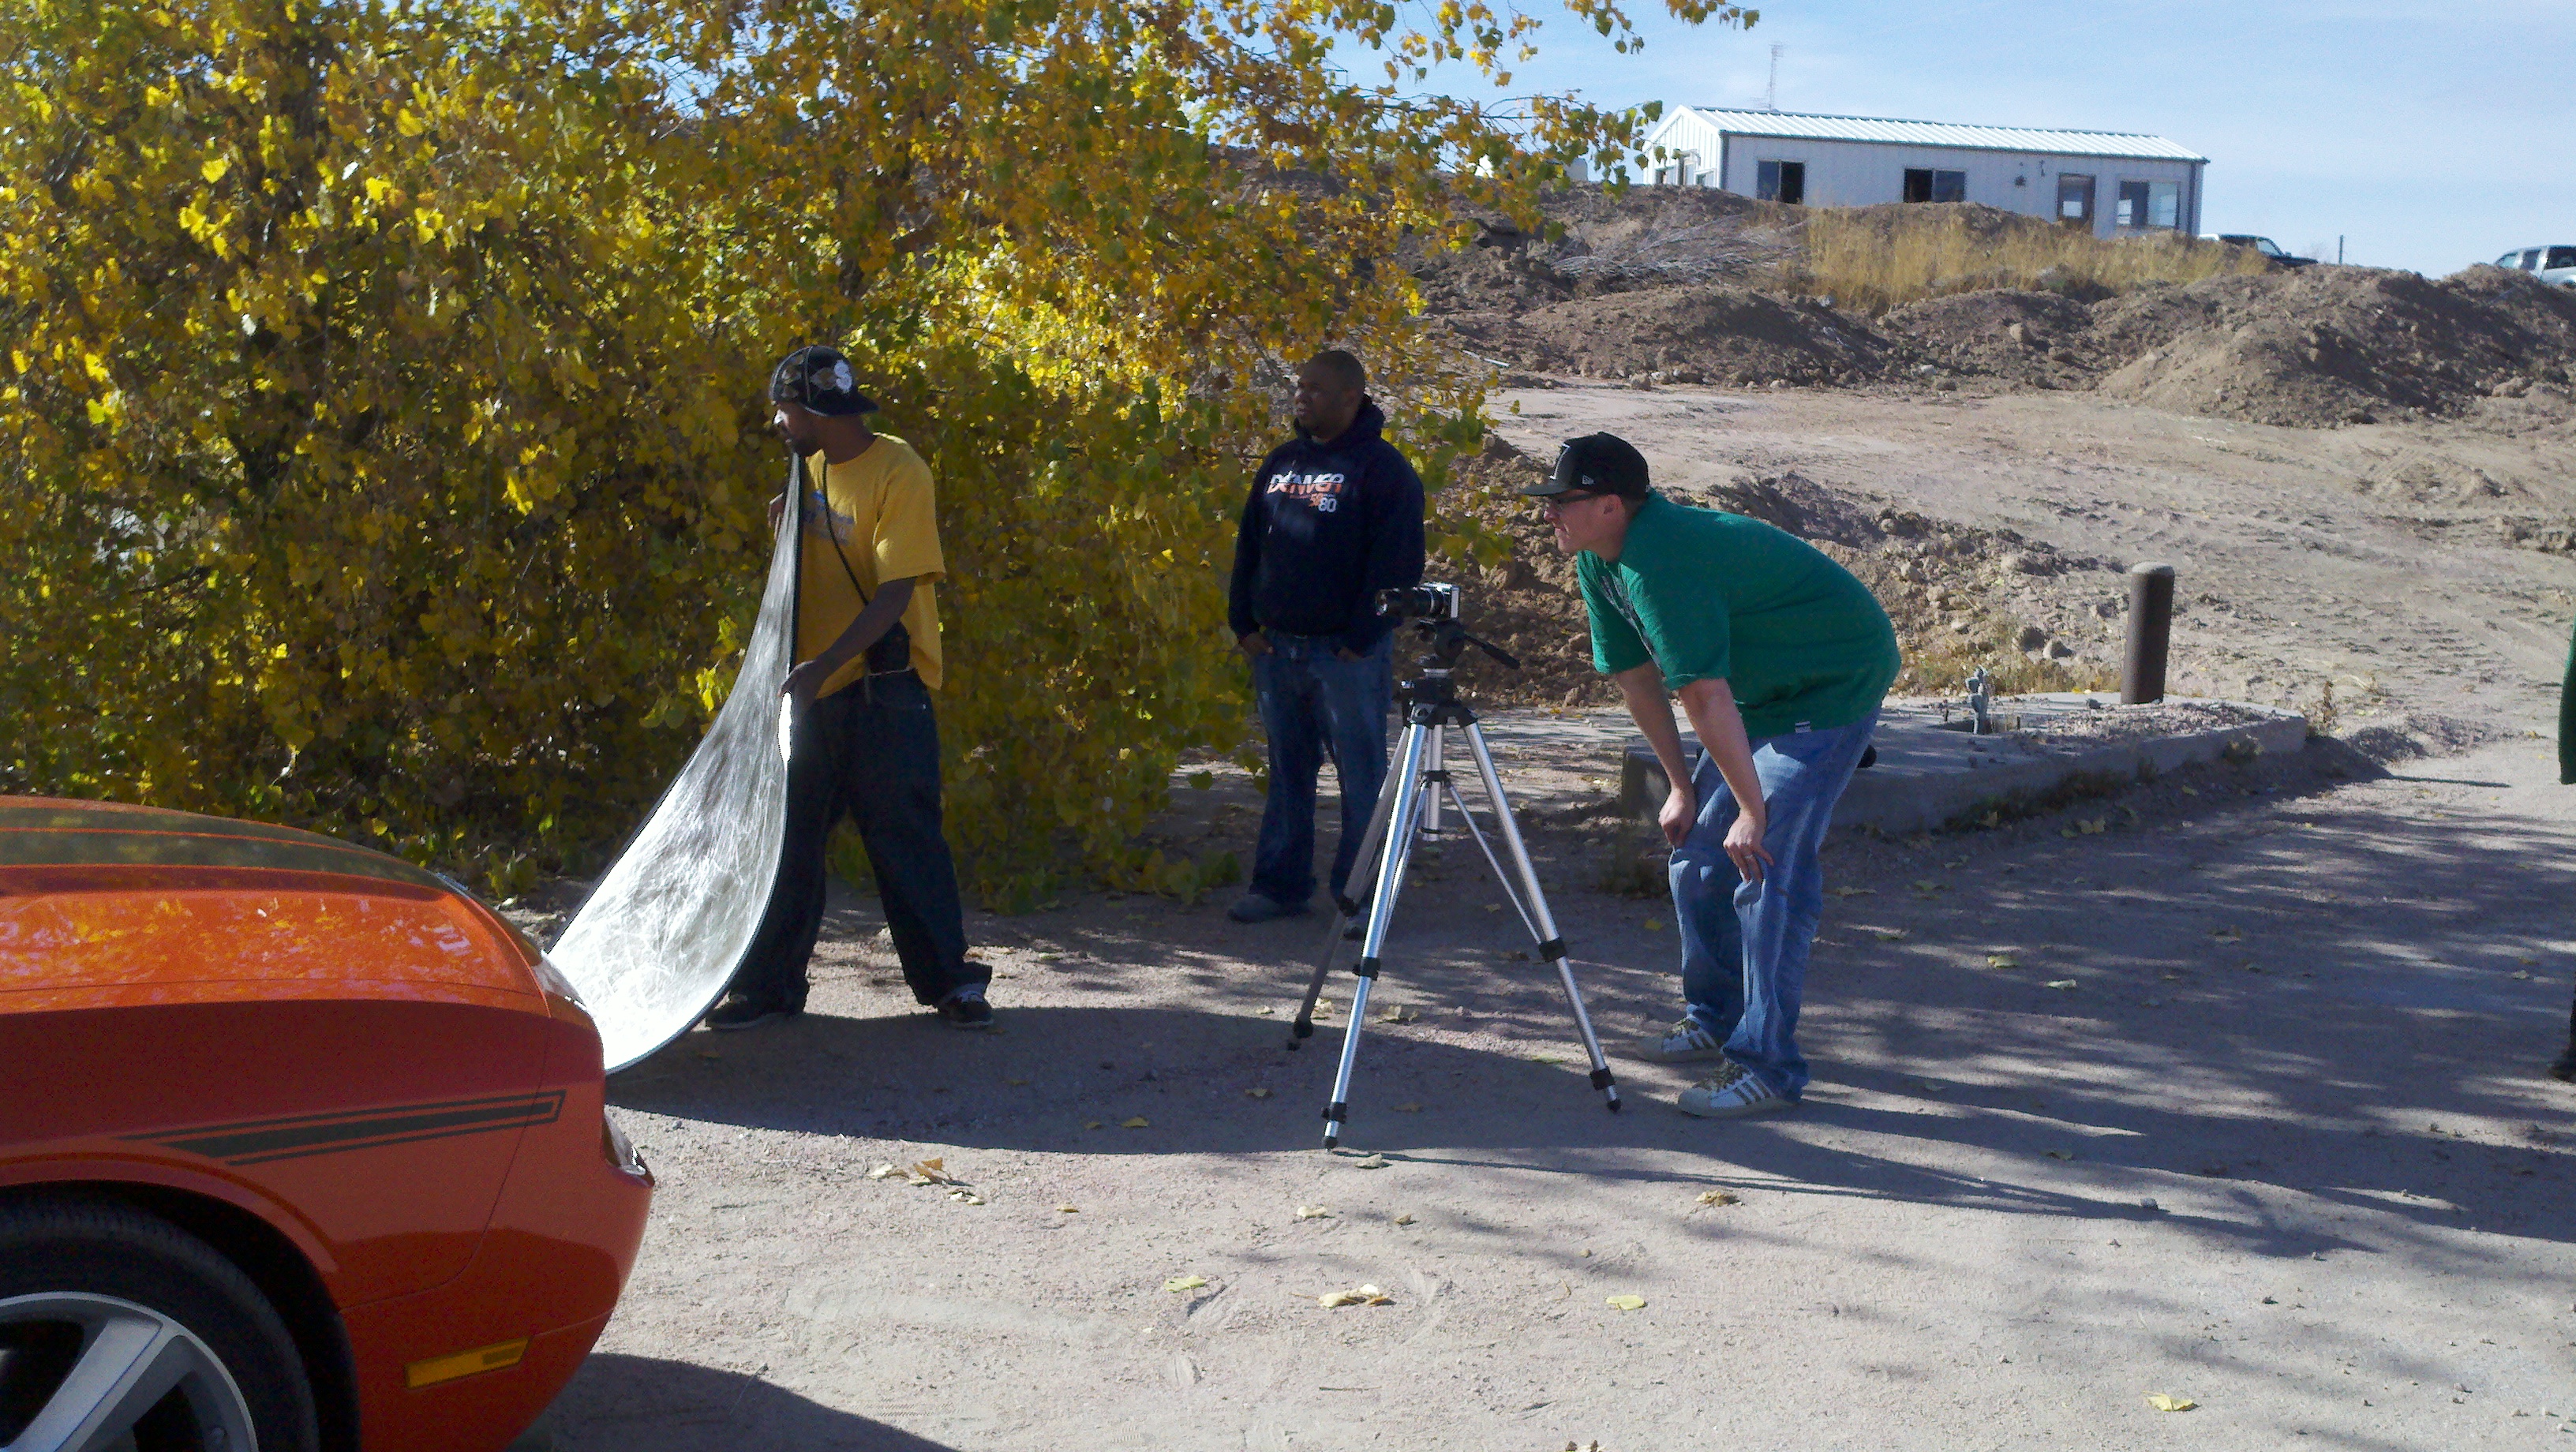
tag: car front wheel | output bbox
[0,1198,318,1452]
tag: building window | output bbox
[1903,168,1966,204]
[2056,173,2095,226]
[1756,159,1806,205]
[2114,180,2180,230]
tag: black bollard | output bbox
[2121,562,2176,705]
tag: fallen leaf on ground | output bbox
[1697,1189,1741,1207]
[1055,1204,1078,1213]
[1378,1005,1419,1024]
[948,1188,984,1205]
[1642,918,1666,932]
[1392,1102,1424,1113]
[1296,1205,1332,1219]
[1352,1154,1390,1169]
[1481,903,1504,912]
[867,1163,900,1180]
[1530,1053,1567,1065]
[2211,926,2244,942]
[1863,926,1908,941]
[1318,1285,1393,1307]
[1605,1294,1647,1312]
[1083,1121,1103,1129]
[2511,969,2533,980]
[1164,1275,1208,1293]
[1830,886,1876,898]
[2045,979,2078,990]
[2146,1394,2197,1413]
[2044,1150,2074,1161]
[1913,879,1938,891]
[2079,818,2106,835]
[1245,1087,1273,1098]
[904,1158,958,1185]
[1120,1117,1151,1129]
[1394,1213,1417,1226]
[1986,953,2020,969]
[1256,1006,1275,1016]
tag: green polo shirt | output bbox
[1578,492,1901,739]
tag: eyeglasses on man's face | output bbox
[1540,492,1608,516]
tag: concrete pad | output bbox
[1615,694,2311,836]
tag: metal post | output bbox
[2121,562,2176,705]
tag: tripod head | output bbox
[1406,616,1520,675]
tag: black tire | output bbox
[0,1196,319,1452]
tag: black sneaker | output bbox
[704,996,798,1031]
[936,986,994,1030]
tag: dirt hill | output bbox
[1414,186,2576,430]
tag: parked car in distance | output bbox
[2203,234,2318,268]
[2,796,653,1452]
[2492,245,2576,286]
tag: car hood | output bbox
[0,798,450,892]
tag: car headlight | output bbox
[602,1108,650,1182]
[530,954,587,1008]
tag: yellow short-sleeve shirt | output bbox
[795,434,946,694]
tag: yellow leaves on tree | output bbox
[0,0,1752,896]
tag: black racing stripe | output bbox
[136,1092,564,1166]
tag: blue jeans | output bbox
[1669,710,1878,1098]
[1250,632,1395,907]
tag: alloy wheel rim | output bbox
[0,1292,256,1452]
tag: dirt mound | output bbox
[2090,264,2576,426]
[1878,289,2108,390]
[1409,185,1797,317]
[1441,286,1903,386]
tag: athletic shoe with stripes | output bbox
[1634,1016,1724,1064]
[1676,1058,1789,1118]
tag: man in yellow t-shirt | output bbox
[707,345,988,1031]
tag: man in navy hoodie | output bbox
[1226,350,1426,922]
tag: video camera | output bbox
[1377,583,1462,622]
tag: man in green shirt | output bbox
[1530,433,1900,1117]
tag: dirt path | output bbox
[525,717,2576,1450]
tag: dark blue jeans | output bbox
[1670,710,1878,1098]
[1249,633,1395,907]
[731,673,983,1009]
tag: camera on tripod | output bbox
[1377,582,1462,622]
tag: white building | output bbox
[1641,107,2207,240]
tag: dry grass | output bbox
[1784,205,2268,316]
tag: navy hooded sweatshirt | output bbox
[1227,400,1427,655]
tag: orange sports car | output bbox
[0,797,653,1452]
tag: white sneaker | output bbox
[1676,1059,1789,1118]
[1634,1017,1724,1064]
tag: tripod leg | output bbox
[1462,724,1621,1114]
[1289,724,1411,1049]
[1322,728,1432,1150]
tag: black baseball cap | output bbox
[1524,432,1650,500]
[769,344,879,417]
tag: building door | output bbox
[2056,173,2095,228]
[1757,159,1806,204]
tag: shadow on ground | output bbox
[612,744,2576,1269]
[519,1355,959,1452]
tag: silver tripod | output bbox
[1285,614,1620,1148]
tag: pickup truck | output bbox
[2492,245,2576,286]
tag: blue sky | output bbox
[1428,0,2574,275]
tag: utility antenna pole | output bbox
[1766,44,1784,111]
